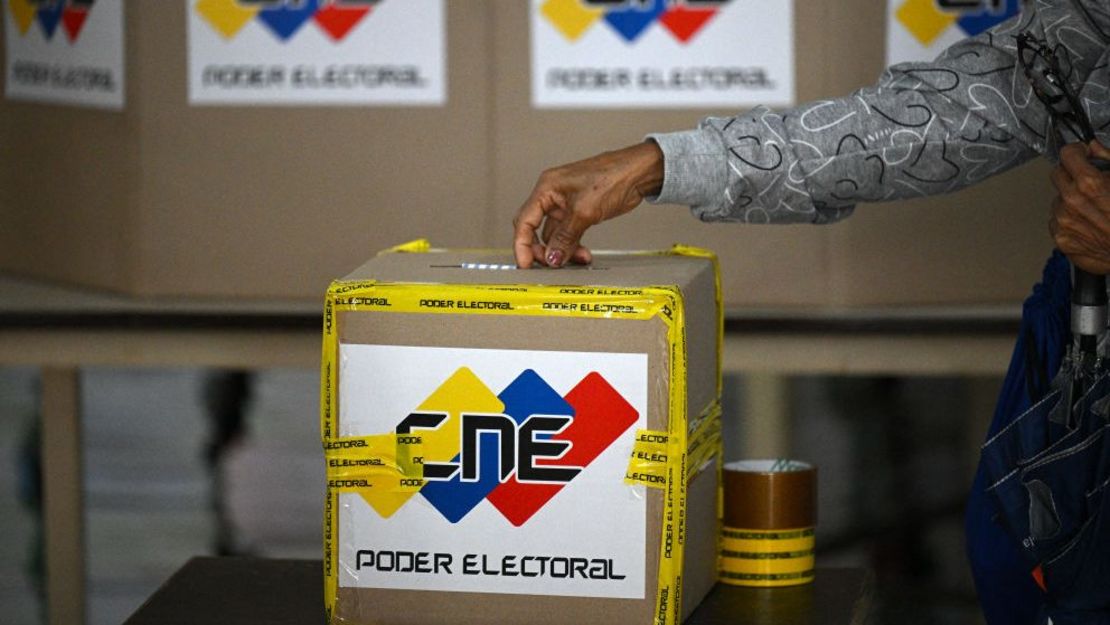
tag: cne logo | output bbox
[194,0,380,42]
[895,0,1018,46]
[8,0,95,43]
[541,0,732,45]
[362,367,639,526]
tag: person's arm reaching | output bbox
[513,142,663,269]
[515,0,1110,267]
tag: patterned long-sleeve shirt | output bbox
[649,0,1110,224]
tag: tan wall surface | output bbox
[128,2,494,298]
[828,161,1055,306]
[0,8,142,293]
[0,1,1059,306]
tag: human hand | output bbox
[1050,141,1110,275]
[513,141,664,268]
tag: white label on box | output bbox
[4,0,125,109]
[531,0,794,109]
[337,344,648,599]
[186,0,445,106]
[885,0,1018,66]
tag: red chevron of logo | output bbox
[313,3,373,41]
[61,3,91,43]
[658,5,718,44]
[486,372,639,527]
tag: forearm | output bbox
[650,70,1041,224]
[650,0,1109,224]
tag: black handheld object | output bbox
[1073,269,1107,354]
[1072,158,1110,356]
[1017,32,1109,356]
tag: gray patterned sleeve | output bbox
[648,0,1110,224]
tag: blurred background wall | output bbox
[0,2,1047,624]
[0,0,1053,306]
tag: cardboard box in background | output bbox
[0,2,493,298]
[321,244,722,624]
[0,1,1054,306]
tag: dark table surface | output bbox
[123,557,871,625]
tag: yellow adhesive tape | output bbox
[720,547,815,561]
[328,282,675,321]
[718,553,815,576]
[320,279,684,470]
[323,491,337,624]
[324,434,424,494]
[721,528,816,553]
[626,429,669,487]
[718,569,816,587]
[686,407,721,479]
[625,404,721,486]
[661,288,688,625]
[381,238,431,254]
[659,245,722,400]
[719,526,815,587]
[320,244,701,625]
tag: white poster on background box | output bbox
[4,0,125,109]
[337,344,648,598]
[531,0,794,109]
[885,0,1019,66]
[186,0,445,106]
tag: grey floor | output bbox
[0,368,986,624]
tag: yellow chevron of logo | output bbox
[8,0,36,35]
[541,0,604,42]
[357,367,505,518]
[195,0,260,39]
[343,432,422,519]
[896,0,957,46]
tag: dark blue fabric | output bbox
[966,251,1072,625]
[1038,431,1110,623]
[984,375,1109,563]
[978,388,1064,492]
[1037,417,1110,620]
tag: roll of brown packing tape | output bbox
[719,459,817,587]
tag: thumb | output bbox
[544,214,590,268]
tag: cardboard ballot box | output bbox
[320,241,723,625]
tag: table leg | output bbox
[40,367,85,625]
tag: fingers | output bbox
[513,189,564,268]
[1051,184,1101,249]
[571,245,592,265]
[1051,195,1094,254]
[541,211,560,249]
[513,144,656,268]
[1060,143,1110,200]
[513,206,541,269]
[514,192,592,269]
[537,207,595,266]
[543,211,592,268]
[1090,140,1110,162]
[530,240,590,267]
[1052,147,1109,235]
[1051,160,1087,215]
[1051,142,1110,274]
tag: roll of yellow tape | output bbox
[719,460,817,587]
